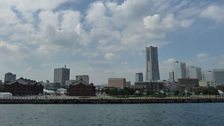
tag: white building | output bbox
[213,69,224,85]
[0,92,12,98]
[203,70,214,82]
[169,71,174,82]
[173,61,186,81]
[187,66,202,80]
[76,75,89,83]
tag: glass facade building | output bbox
[146,46,160,82]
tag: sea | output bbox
[0,103,223,126]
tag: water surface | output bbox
[0,103,223,126]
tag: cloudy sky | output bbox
[0,0,224,84]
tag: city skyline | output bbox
[0,0,224,84]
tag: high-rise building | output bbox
[173,61,186,81]
[135,73,143,82]
[54,66,70,88]
[187,66,202,80]
[108,78,126,89]
[169,71,175,82]
[213,69,224,85]
[4,72,16,83]
[202,70,214,82]
[146,46,160,82]
[76,75,89,83]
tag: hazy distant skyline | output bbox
[0,0,224,84]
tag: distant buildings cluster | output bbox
[1,46,224,96]
[0,66,96,96]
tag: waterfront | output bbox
[1,95,224,104]
[0,103,224,126]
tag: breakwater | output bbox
[1,96,224,104]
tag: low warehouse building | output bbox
[68,80,95,96]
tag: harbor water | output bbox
[0,103,223,126]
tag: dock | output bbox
[1,96,224,104]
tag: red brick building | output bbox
[3,78,43,96]
[68,80,95,96]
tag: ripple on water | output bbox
[0,104,224,126]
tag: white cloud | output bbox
[143,14,193,31]
[0,40,30,60]
[197,53,209,59]
[164,58,176,64]
[104,53,115,60]
[60,10,81,32]
[86,1,106,24]
[1,0,221,84]
[39,10,59,32]
[200,5,224,23]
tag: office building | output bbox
[213,69,224,85]
[4,72,16,83]
[76,75,89,83]
[146,46,160,81]
[54,66,70,88]
[187,66,202,80]
[134,82,164,91]
[135,73,143,82]
[173,61,186,81]
[202,70,214,82]
[169,71,174,82]
[108,78,126,89]
[125,81,131,88]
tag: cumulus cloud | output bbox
[0,0,222,83]
[104,53,115,60]
[143,14,193,31]
[164,58,176,64]
[200,5,224,23]
[197,53,209,59]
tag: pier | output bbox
[1,96,224,104]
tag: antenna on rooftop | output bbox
[64,65,66,68]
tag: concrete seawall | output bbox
[1,97,224,104]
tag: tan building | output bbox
[199,80,208,87]
[108,78,126,89]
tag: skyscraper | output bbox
[146,46,160,82]
[169,71,175,82]
[135,73,143,82]
[173,61,186,81]
[54,65,70,88]
[187,66,202,80]
[4,72,16,83]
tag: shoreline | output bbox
[1,96,224,104]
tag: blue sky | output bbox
[0,0,224,84]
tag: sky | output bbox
[0,0,224,84]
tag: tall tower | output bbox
[54,65,70,88]
[146,46,160,82]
